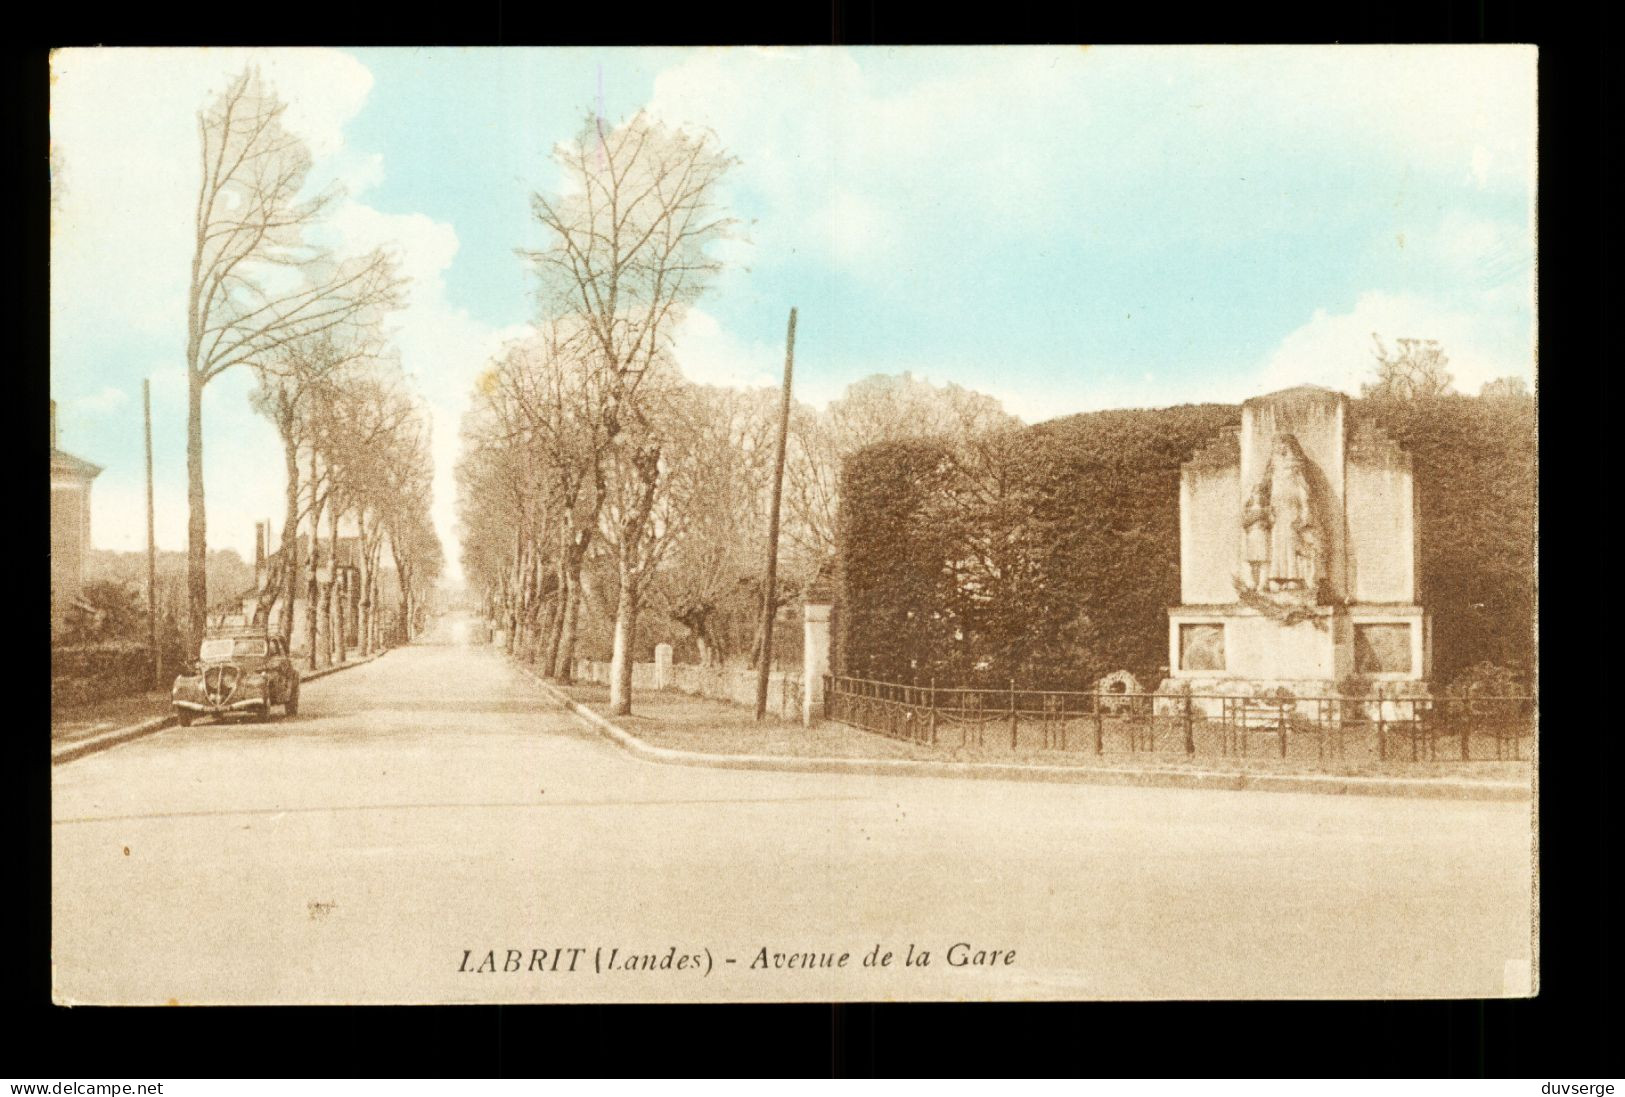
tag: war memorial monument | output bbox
[1162,385,1432,707]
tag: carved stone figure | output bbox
[1241,480,1271,591]
[1242,433,1325,603]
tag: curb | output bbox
[517,664,1531,803]
[50,714,175,766]
[51,649,391,766]
[298,649,388,684]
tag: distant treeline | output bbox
[84,547,255,611]
[835,393,1535,690]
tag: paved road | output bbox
[52,619,1535,1003]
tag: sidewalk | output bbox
[530,671,1532,802]
[51,688,176,749]
[51,647,389,763]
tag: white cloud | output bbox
[670,308,782,391]
[50,49,376,346]
[815,190,893,267]
[1422,209,1535,301]
[1255,290,1533,397]
[334,151,387,198]
[644,45,1535,285]
[1246,204,1536,399]
[73,386,129,415]
[645,49,1087,275]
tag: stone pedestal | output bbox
[802,601,832,727]
[1164,386,1430,706]
[654,643,673,690]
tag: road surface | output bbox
[52,616,1535,1003]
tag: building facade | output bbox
[50,401,104,640]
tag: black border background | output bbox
[11,0,1613,1079]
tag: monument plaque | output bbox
[1163,386,1430,705]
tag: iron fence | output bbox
[823,675,1534,764]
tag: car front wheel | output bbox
[285,688,299,718]
[174,708,193,727]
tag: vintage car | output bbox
[171,626,300,725]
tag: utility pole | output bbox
[144,378,160,688]
[755,307,797,722]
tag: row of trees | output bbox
[181,68,441,656]
[250,330,441,666]
[457,111,745,715]
[1363,335,1531,400]
[459,338,1019,716]
[454,109,1020,714]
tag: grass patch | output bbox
[558,683,1531,783]
[51,689,170,744]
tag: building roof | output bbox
[51,448,103,480]
[244,534,368,599]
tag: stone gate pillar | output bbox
[654,642,674,690]
[802,600,832,727]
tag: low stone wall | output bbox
[572,657,803,721]
[570,657,660,692]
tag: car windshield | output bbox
[199,638,268,660]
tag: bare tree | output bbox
[1480,375,1530,398]
[595,367,716,708]
[1362,335,1454,400]
[250,323,390,643]
[471,325,611,679]
[323,361,418,660]
[523,111,737,714]
[786,371,1021,560]
[650,385,780,667]
[373,396,441,644]
[184,67,403,647]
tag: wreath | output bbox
[1232,576,1328,630]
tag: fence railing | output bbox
[823,676,1535,764]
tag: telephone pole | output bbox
[755,307,797,722]
[144,378,160,688]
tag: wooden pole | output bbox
[755,307,797,722]
[144,379,160,688]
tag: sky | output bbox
[49,45,1537,580]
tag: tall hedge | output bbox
[836,395,1534,690]
[837,404,1240,687]
[834,438,961,683]
[1361,394,1536,685]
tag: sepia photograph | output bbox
[48,44,1538,1005]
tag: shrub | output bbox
[1360,394,1536,684]
[59,580,144,645]
[1445,661,1527,696]
[51,641,156,708]
[837,405,1239,687]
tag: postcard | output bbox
[50,45,1537,1003]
